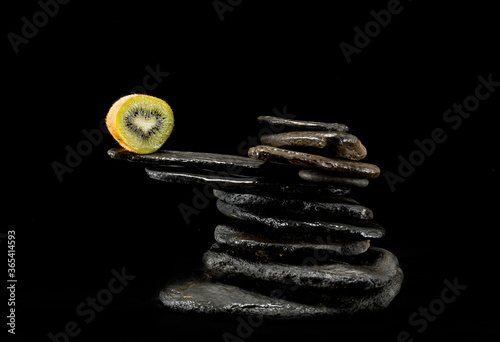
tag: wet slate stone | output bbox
[257,116,349,132]
[203,246,402,306]
[145,168,350,196]
[214,224,371,259]
[204,246,399,291]
[260,131,367,161]
[213,190,373,220]
[298,169,370,188]
[248,145,381,178]
[108,147,277,176]
[159,268,403,319]
[216,199,384,239]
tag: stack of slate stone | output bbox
[107,116,403,319]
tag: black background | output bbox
[5,0,499,341]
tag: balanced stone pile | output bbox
[108,116,403,319]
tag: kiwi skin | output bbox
[106,94,174,154]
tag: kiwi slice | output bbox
[106,94,174,154]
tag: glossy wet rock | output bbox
[204,246,399,291]
[203,246,402,305]
[216,199,384,240]
[298,169,370,188]
[159,269,403,319]
[145,168,351,196]
[214,224,371,258]
[257,116,349,132]
[213,190,373,221]
[260,131,367,161]
[248,145,381,178]
[108,147,275,175]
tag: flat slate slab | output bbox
[260,131,367,161]
[159,268,403,319]
[145,168,350,196]
[108,147,275,175]
[214,224,371,258]
[248,145,380,178]
[203,246,402,306]
[213,190,373,221]
[216,199,384,239]
[257,116,349,132]
[298,169,370,188]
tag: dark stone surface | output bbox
[248,145,381,178]
[203,246,402,306]
[298,169,370,188]
[257,116,349,132]
[213,190,373,220]
[216,199,384,239]
[108,147,275,175]
[214,189,360,205]
[260,131,367,161]
[158,268,403,319]
[214,224,371,258]
[204,246,399,291]
[145,168,351,196]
